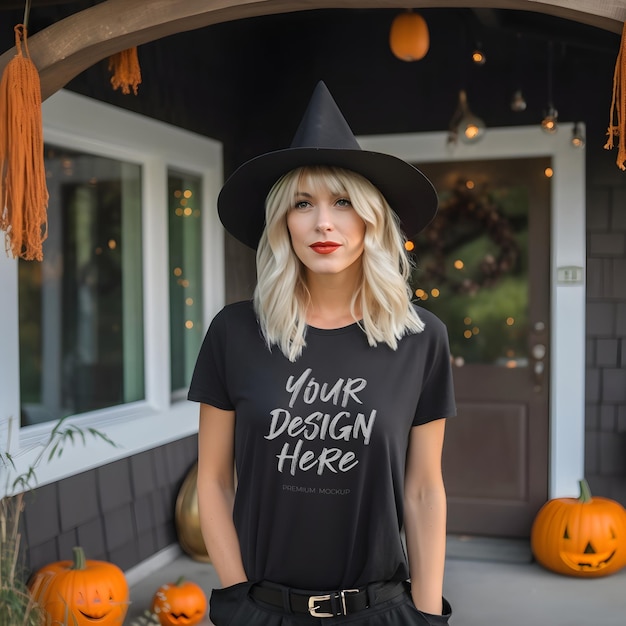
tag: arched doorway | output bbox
[0,0,623,101]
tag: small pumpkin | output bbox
[531,479,626,577]
[151,576,207,626]
[389,10,430,62]
[29,546,129,624]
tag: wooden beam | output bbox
[0,0,624,101]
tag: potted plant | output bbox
[1,416,116,624]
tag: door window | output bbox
[409,158,546,369]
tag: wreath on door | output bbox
[412,180,520,295]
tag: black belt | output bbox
[250,580,405,618]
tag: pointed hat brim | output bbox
[218,82,438,249]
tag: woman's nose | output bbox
[315,204,333,231]
[316,220,333,232]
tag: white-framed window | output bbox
[19,146,145,426]
[0,90,223,489]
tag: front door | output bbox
[412,157,551,537]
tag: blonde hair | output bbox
[254,165,424,361]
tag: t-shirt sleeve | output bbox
[413,315,457,426]
[187,308,234,410]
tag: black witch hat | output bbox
[218,81,438,249]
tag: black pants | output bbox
[209,580,452,625]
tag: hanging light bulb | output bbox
[541,41,558,134]
[472,45,486,65]
[571,122,585,148]
[510,89,527,112]
[457,90,486,143]
[541,105,558,134]
[447,90,486,146]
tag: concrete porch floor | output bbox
[124,544,626,626]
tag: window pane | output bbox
[168,170,203,392]
[19,146,144,426]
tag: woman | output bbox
[188,82,456,625]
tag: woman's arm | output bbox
[403,418,447,615]
[197,402,247,586]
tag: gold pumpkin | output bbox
[175,462,210,562]
[531,479,626,577]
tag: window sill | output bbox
[8,400,199,493]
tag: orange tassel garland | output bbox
[0,24,49,261]
[108,47,142,95]
[604,22,626,170]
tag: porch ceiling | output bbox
[0,0,624,102]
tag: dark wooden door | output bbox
[412,157,551,537]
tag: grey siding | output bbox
[586,157,626,505]
[22,435,197,575]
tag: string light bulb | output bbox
[541,41,558,134]
[541,105,558,134]
[454,90,486,144]
[571,122,585,148]
[510,89,527,112]
[472,47,486,65]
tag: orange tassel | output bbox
[0,24,49,261]
[604,22,626,170]
[108,47,142,95]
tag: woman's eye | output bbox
[294,200,310,209]
[336,198,352,207]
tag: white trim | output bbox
[0,256,20,456]
[0,90,224,492]
[358,125,586,499]
[202,166,225,328]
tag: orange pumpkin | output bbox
[29,546,129,624]
[389,10,429,62]
[531,479,626,577]
[152,576,207,626]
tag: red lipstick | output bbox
[310,241,341,254]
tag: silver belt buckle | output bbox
[308,594,333,617]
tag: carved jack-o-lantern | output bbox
[29,546,129,624]
[531,480,626,577]
[152,576,207,626]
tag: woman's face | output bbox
[286,177,366,280]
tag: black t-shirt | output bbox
[188,300,456,590]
